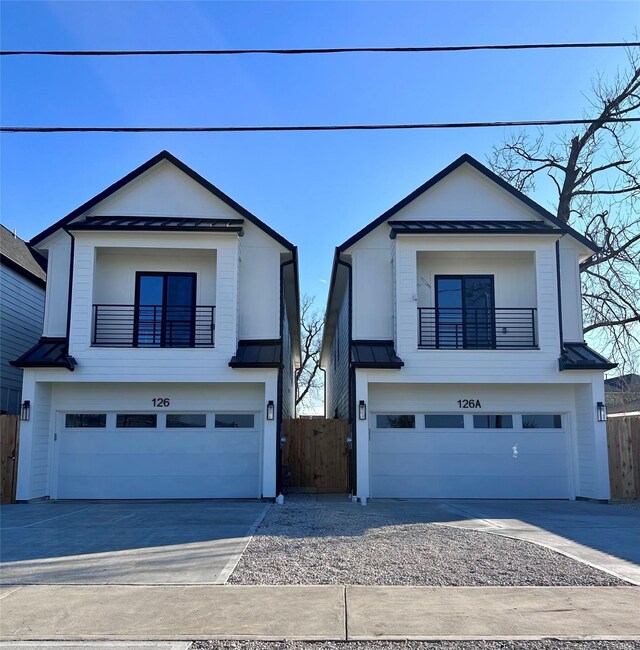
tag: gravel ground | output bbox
[193,641,640,650]
[228,495,627,586]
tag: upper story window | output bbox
[135,272,196,348]
[418,273,537,350]
[436,275,494,349]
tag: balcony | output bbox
[418,307,537,350]
[92,304,215,348]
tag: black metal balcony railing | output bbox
[92,304,215,348]
[418,307,537,350]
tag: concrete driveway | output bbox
[0,500,269,585]
[333,497,640,585]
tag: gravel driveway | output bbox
[228,495,627,586]
[193,641,640,650]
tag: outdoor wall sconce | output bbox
[597,401,607,422]
[20,400,31,421]
[266,400,275,421]
[359,400,367,420]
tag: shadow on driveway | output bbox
[0,500,268,585]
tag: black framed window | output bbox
[215,414,255,428]
[376,414,416,429]
[116,414,158,428]
[473,414,513,429]
[425,414,465,429]
[166,414,207,428]
[435,275,495,349]
[522,414,562,429]
[135,272,196,348]
[65,414,106,428]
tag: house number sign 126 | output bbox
[458,399,481,408]
[152,398,170,407]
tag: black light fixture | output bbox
[266,400,275,421]
[20,400,31,421]
[597,401,607,422]
[359,400,367,420]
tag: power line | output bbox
[2,118,640,133]
[1,41,638,57]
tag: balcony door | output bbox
[135,272,196,347]
[435,275,495,349]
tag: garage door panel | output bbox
[61,431,259,455]
[59,452,260,477]
[370,452,568,477]
[369,409,571,499]
[371,431,567,455]
[57,413,262,499]
[57,475,260,500]
[371,474,570,499]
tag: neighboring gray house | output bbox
[0,225,46,414]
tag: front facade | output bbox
[13,151,300,501]
[322,154,615,501]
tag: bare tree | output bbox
[490,47,640,370]
[295,294,324,414]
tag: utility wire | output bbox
[2,118,640,133]
[1,41,638,56]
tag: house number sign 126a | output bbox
[458,399,481,408]
[152,398,170,407]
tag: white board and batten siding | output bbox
[367,382,576,499]
[50,382,264,499]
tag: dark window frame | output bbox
[434,274,495,349]
[65,413,107,428]
[375,414,416,429]
[424,413,466,429]
[134,271,197,348]
[214,413,256,429]
[522,414,563,429]
[116,413,158,428]
[473,414,514,429]
[166,413,208,428]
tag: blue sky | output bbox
[1,0,637,304]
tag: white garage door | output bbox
[56,411,261,499]
[370,412,571,499]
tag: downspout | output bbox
[277,251,296,497]
[62,228,76,343]
[555,238,564,352]
[336,255,355,496]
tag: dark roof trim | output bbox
[229,339,283,368]
[69,215,245,235]
[338,154,599,254]
[0,253,46,288]
[351,339,404,369]
[389,219,560,238]
[10,337,77,371]
[559,342,617,372]
[30,150,295,251]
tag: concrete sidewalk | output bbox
[1,584,639,641]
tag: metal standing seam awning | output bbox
[68,215,245,234]
[388,219,561,238]
[11,338,77,371]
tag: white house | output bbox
[12,151,300,501]
[321,154,616,501]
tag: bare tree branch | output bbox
[295,294,324,413]
[490,46,640,371]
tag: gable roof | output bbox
[30,150,295,251]
[338,153,599,254]
[0,224,47,287]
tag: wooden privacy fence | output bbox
[607,415,640,500]
[282,419,349,493]
[0,415,19,503]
